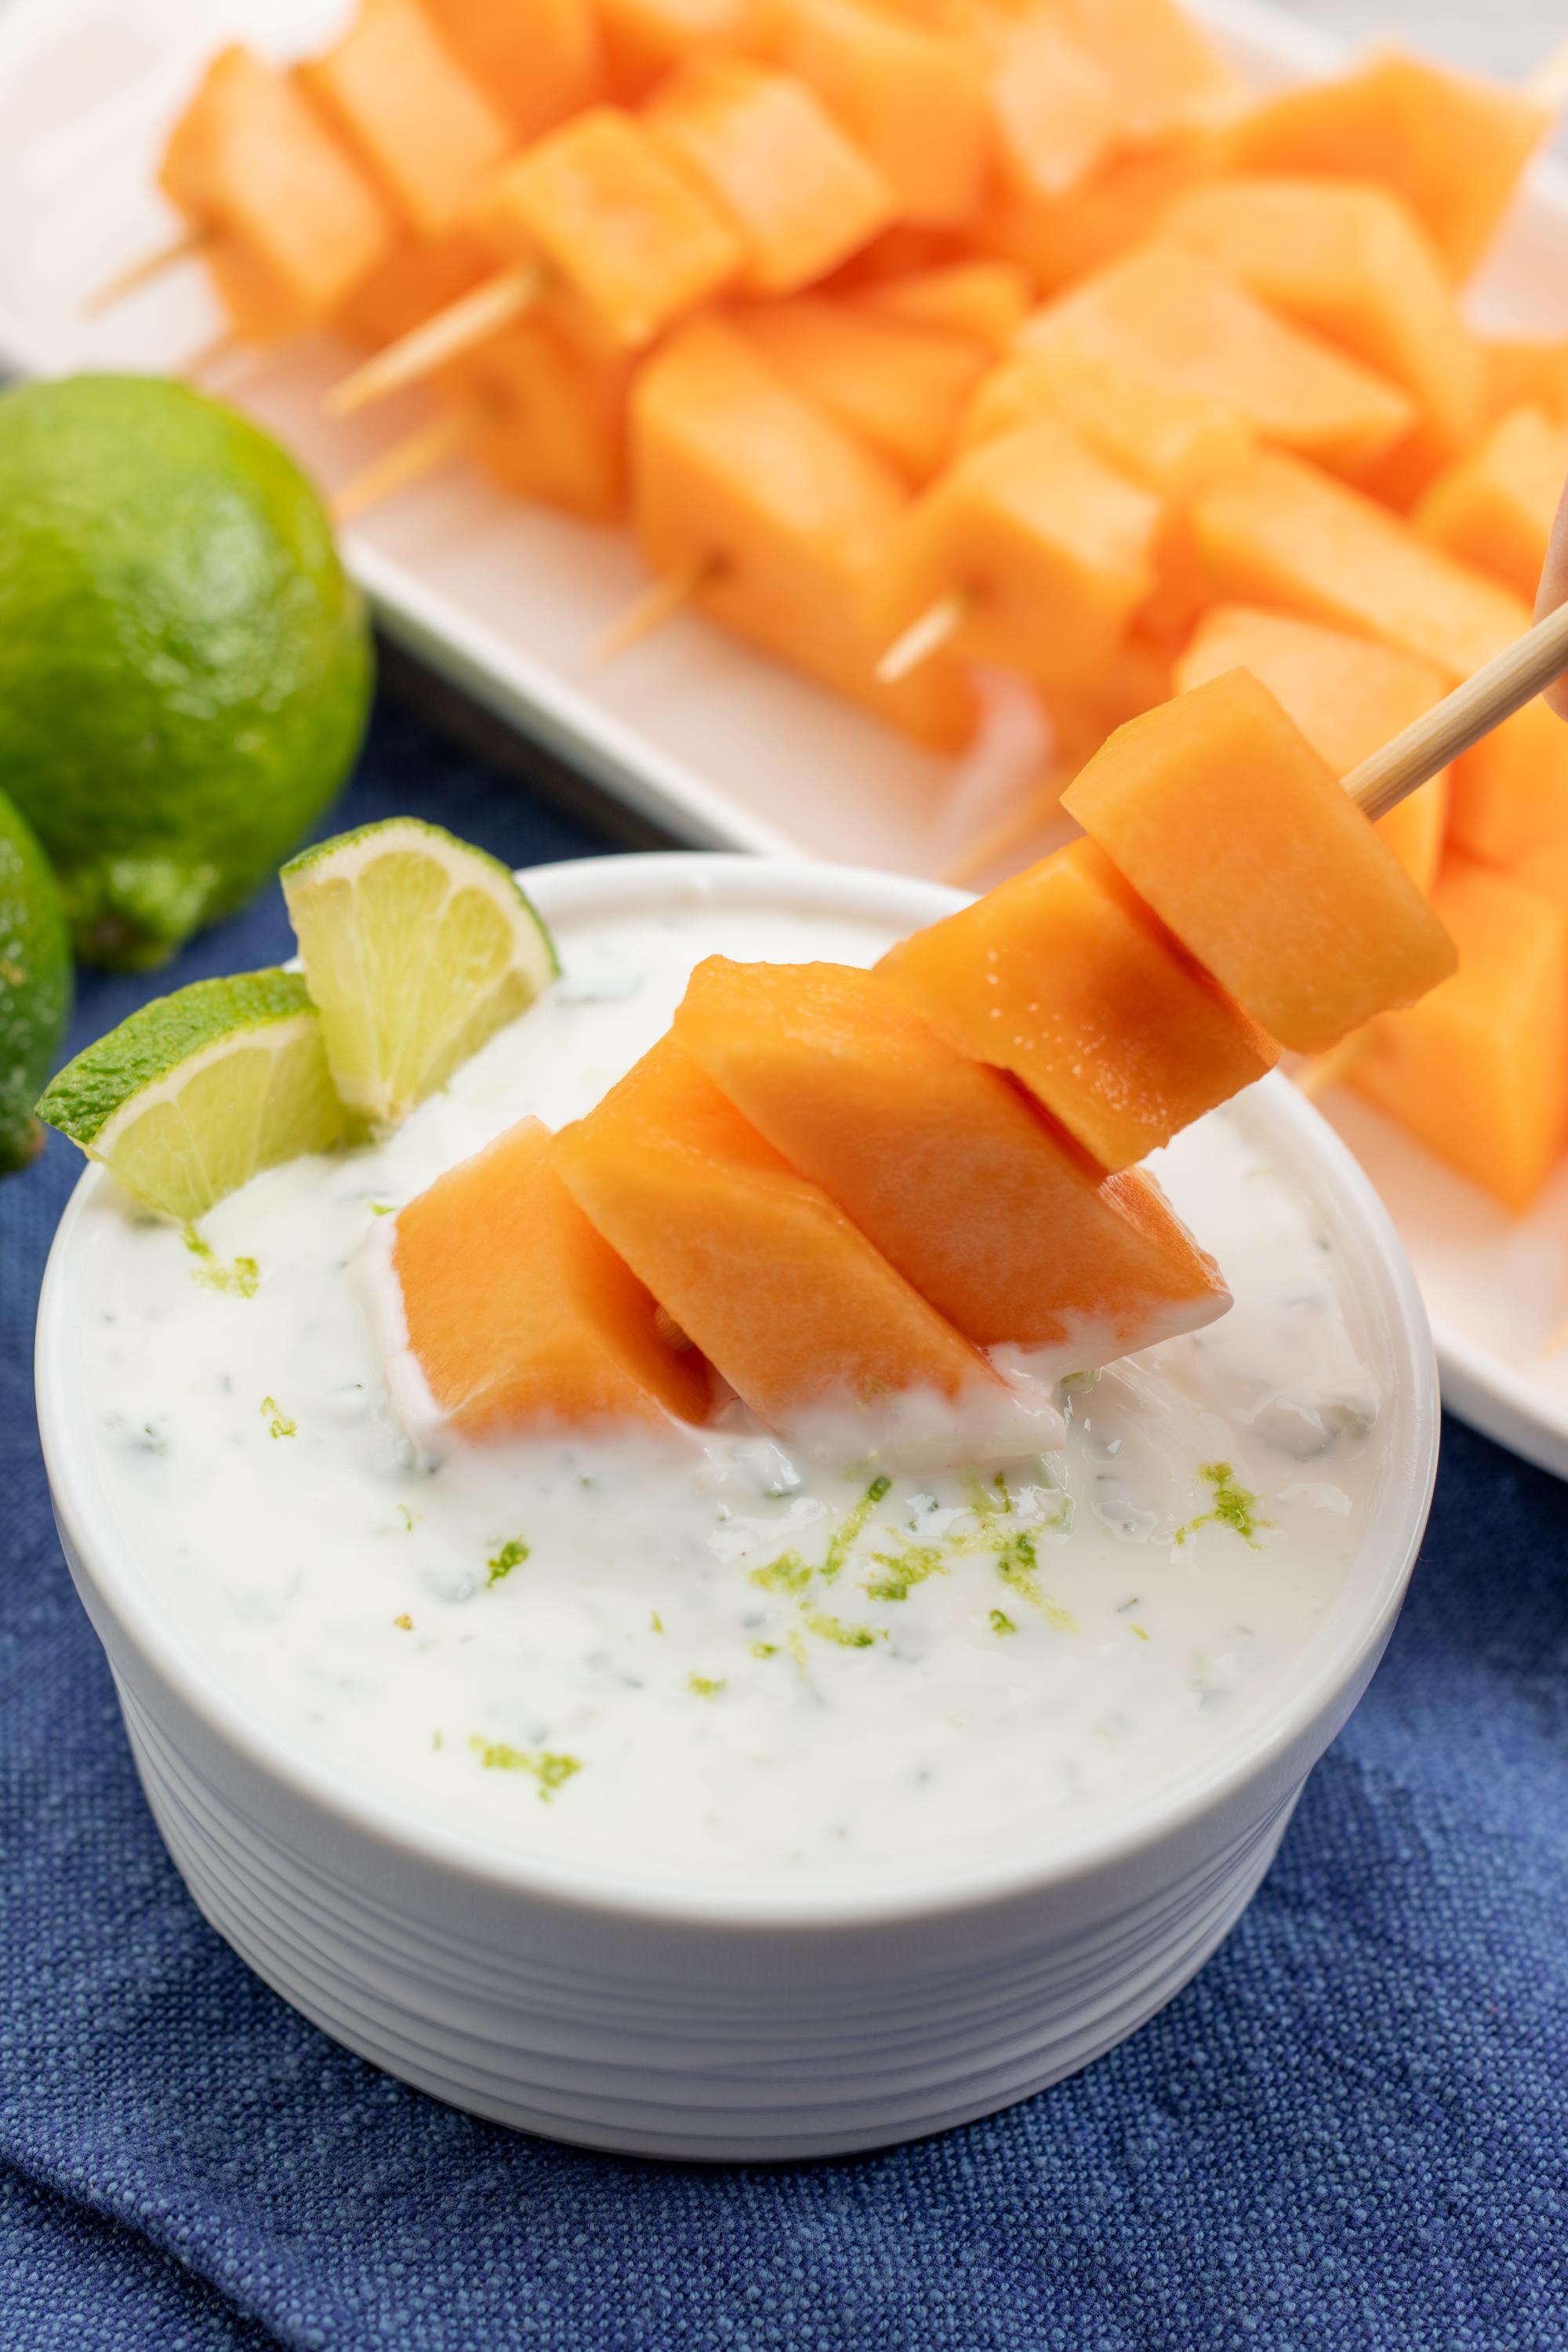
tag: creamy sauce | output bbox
[71,899,1389,1891]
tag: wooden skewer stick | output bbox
[83,223,208,316]
[875,591,970,686]
[326,264,543,419]
[329,403,484,525]
[1342,597,1568,819]
[588,558,720,667]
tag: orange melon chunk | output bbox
[471,107,743,351]
[962,347,1254,495]
[854,261,1032,354]
[1448,696,1568,868]
[451,318,630,523]
[299,0,512,239]
[1058,0,1243,140]
[733,296,989,485]
[1062,670,1457,1054]
[159,47,394,326]
[1350,857,1568,1213]
[979,129,1225,297]
[877,837,1276,1171]
[599,0,777,98]
[336,230,490,347]
[1483,338,1568,424]
[631,315,975,747]
[672,956,1229,1358]
[984,11,1121,205]
[1416,406,1568,605]
[393,1116,712,1433]
[1174,604,1450,891]
[1232,51,1550,282]
[552,1036,998,1427]
[645,57,891,294]
[774,0,991,228]
[1018,245,1417,481]
[420,0,602,143]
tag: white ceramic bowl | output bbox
[36,854,1439,2161]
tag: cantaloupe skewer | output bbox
[327,262,544,416]
[588,558,720,666]
[329,400,485,524]
[84,224,210,316]
[876,590,970,684]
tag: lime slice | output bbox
[281,817,557,1129]
[37,969,345,1221]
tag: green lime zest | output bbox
[802,1608,883,1650]
[863,1544,945,1602]
[822,1475,891,1581]
[989,1609,1018,1636]
[468,1737,581,1800]
[183,1226,260,1298]
[486,1537,528,1588]
[1174,1462,1269,1549]
[688,1673,726,1698]
[260,1396,296,1439]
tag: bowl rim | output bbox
[35,851,1439,1932]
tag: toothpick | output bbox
[588,559,717,667]
[876,591,970,686]
[83,223,207,316]
[1343,599,1568,820]
[329,402,484,525]
[325,263,542,419]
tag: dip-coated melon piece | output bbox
[1174,605,1450,891]
[1018,245,1417,481]
[734,297,990,485]
[1062,671,1457,1054]
[1416,406,1568,605]
[393,1116,713,1433]
[421,0,602,142]
[874,416,1163,695]
[774,0,991,227]
[1350,857,1568,1213]
[552,1036,998,1426]
[631,316,976,748]
[877,838,1276,1171]
[1232,52,1550,283]
[855,261,1032,354]
[454,318,630,523]
[159,47,394,327]
[962,347,1254,495]
[673,956,1229,1358]
[646,57,891,295]
[299,0,512,239]
[1161,176,1483,466]
[471,108,743,351]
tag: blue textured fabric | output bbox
[2,691,1566,2352]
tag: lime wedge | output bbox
[37,969,345,1221]
[281,818,557,1129]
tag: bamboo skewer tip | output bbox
[876,591,969,687]
[588,559,717,668]
[83,223,207,318]
[325,263,542,419]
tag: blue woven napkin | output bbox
[2,692,1565,2352]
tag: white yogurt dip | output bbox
[70,889,1390,1892]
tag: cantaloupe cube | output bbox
[1448,696,1568,867]
[984,10,1121,205]
[733,297,989,484]
[1416,406,1568,605]
[420,0,602,142]
[877,837,1276,1170]
[1019,245,1416,481]
[855,260,1032,354]
[336,230,490,347]
[159,47,394,325]
[1232,52,1550,281]
[471,107,743,350]
[1058,0,1243,140]
[963,347,1254,495]
[631,315,976,747]
[1509,830,1568,914]
[1161,177,1483,468]
[644,57,891,294]
[1174,605,1450,891]
[299,0,513,239]
[673,956,1229,1358]
[1062,670,1457,1053]
[774,0,991,227]
[978,129,1225,296]
[553,1036,998,1426]
[1483,339,1568,424]
[452,318,630,522]
[874,417,1163,696]
[599,0,777,99]
[1350,857,1568,1212]
[392,1116,713,1433]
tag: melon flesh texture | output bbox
[962,348,1254,496]
[419,0,602,143]
[1449,696,1568,867]
[877,837,1277,1171]
[855,262,1033,355]
[1174,604,1450,892]
[337,230,490,347]
[979,129,1225,298]
[644,57,892,295]
[299,0,512,239]
[1231,51,1550,283]
[1063,670,1457,1054]
[774,0,992,228]
[672,956,1229,1360]
[733,298,990,485]
[1483,339,1568,424]
[984,11,1121,204]
[1416,406,1568,605]
[1018,245,1416,483]
[598,0,775,99]
[1057,0,1243,140]
[874,416,1163,697]
[159,47,394,324]
[451,318,630,524]
[551,1036,999,1428]
[392,1116,713,1433]
[1350,857,1568,1214]
[631,315,976,749]
[1160,177,1483,468]
[471,108,743,351]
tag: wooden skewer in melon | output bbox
[329,401,485,524]
[587,559,720,667]
[84,225,210,317]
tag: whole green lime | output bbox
[0,375,372,968]
[0,786,71,1172]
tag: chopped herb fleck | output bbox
[394,1613,412,1631]
[750,1548,811,1595]
[989,1609,1018,1636]
[1129,1622,1149,1642]
[864,1543,946,1602]
[469,1736,581,1799]
[183,1225,259,1298]
[750,1641,779,1660]
[688,1672,726,1698]
[1174,1462,1269,1549]
[369,1201,395,1216]
[396,1504,417,1533]
[486,1536,529,1587]
[650,1610,665,1635]
[260,1395,296,1440]
[822,1475,892,1581]
[801,1607,883,1649]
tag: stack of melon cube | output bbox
[152,0,1568,1214]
